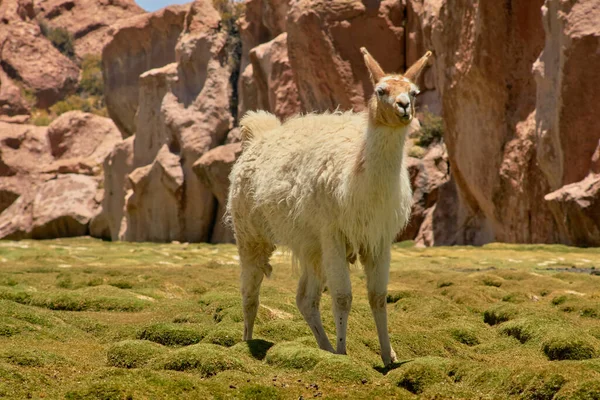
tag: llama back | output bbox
[228,111,367,249]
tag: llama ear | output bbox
[361,47,385,85]
[403,51,433,83]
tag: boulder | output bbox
[124,145,187,242]
[0,68,30,117]
[101,136,134,241]
[34,0,144,57]
[102,5,188,137]
[0,21,79,108]
[0,122,52,176]
[30,174,99,239]
[545,174,600,247]
[193,142,242,243]
[286,0,404,112]
[46,111,122,164]
[249,33,300,119]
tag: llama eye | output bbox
[375,86,387,97]
[410,89,420,97]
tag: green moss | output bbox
[238,384,279,400]
[137,323,205,347]
[556,380,600,400]
[483,304,518,325]
[107,340,169,369]
[0,286,147,312]
[450,328,480,346]
[387,357,451,394]
[1,349,69,367]
[520,373,567,400]
[152,343,244,377]
[265,342,333,371]
[256,320,311,342]
[202,325,241,347]
[542,334,597,361]
[311,356,375,383]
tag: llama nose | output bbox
[396,93,410,109]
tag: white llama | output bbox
[227,48,432,366]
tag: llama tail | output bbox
[239,111,281,150]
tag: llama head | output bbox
[361,48,432,127]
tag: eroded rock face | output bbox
[193,142,242,243]
[0,113,121,240]
[125,145,185,242]
[46,111,122,165]
[101,137,134,241]
[0,68,30,118]
[249,33,300,119]
[99,0,231,243]
[34,0,145,58]
[0,21,79,108]
[545,174,600,247]
[31,174,99,239]
[534,0,600,189]
[422,0,556,245]
[287,0,404,112]
[102,5,188,137]
[399,143,449,243]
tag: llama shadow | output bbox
[244,339,274,360]
[374,359,413,375]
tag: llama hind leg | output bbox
[239,243,273,341]
[361,246,398,367]
[296,260,334,352]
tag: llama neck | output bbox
[356,121,409,182]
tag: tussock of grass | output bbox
[137,323,205,347]
[542,333,598,361]
[0,286,147,312]
[266,342,333,371]
[311,356,376,383]
[202,325,241,347]
[107,340,169,369]
[152,344,244,377]
[484,304,518,325]
[387,357,452,394]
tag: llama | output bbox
[227,48,432,366]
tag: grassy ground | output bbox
[0,238,599,399]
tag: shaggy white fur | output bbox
[227,48,433,366]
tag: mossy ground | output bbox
[0,238,598,399]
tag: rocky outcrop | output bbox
[249,33,300,119]
[0,68,30,118]
[102,5,188,137]
[399,143,449,243]
[534,0,600,190]
[99,136,134,241]
[34,0,145,58]
[125,145,186,242]
[193,142,242,243]
[0,21,79,108]
[0,112,121,240]
[287,0,405,113]
[545,174,600,247]
[99,0,233,243]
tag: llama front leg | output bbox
[361,246,398,367]
[296,263,334,352]
[322,236,352,355]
